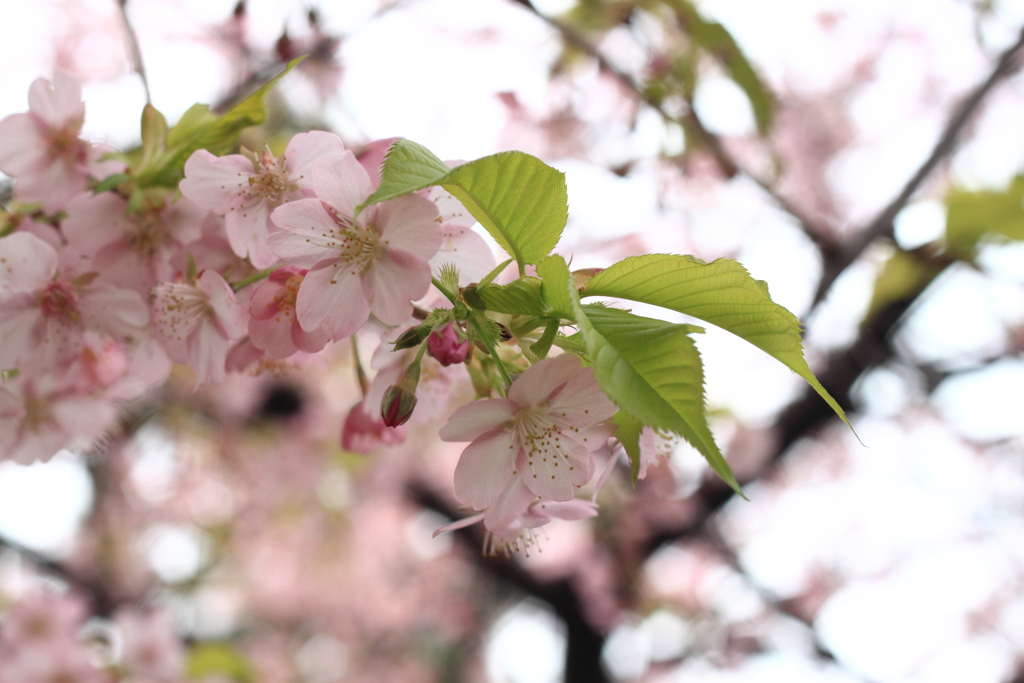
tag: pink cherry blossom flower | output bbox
[115,607,184,681]
[150,270,248,385]
[433,479,599,556]
[0,376,118,464]
[61,191,205,294]
[247,266,330,359]
[422,186,495,286]
[439,353,617,527]
[0,72,113,212]
[180,131,347,268]
[268,153,441,339]
[0,232,155,374]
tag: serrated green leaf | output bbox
[583,254,848,429]
[477,277,550,315]
[553,255,743,495]
[945,176,1024,257]
[612,410,644,485]
[537,255,576,319]
[359,138,451,208]
[186,643,254,683]
[359,142,568,268]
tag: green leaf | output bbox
[359,138,451,208]
[612,410,644,485]
[476,277,550,315]
[945,176,1024,257]
[135,57,303,188]
[92,173,131,194]
[186,643,255,683]
[537,255,576,319]
[359,141,568,268]
[139,104,168,169]
[552,255,743,495]
[442,153,567,267]
[583,254,848,429]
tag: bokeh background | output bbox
[2,0,1024,681]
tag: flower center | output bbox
[46,125,87,165]
[40,281,79,323]
[129,210,171,257]
[247,148,290,202]
[271,273,304,322]
[22,392,53,434]
[327,210,387,275]
[512,405,576,480]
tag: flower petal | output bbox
[439,398,517,442]
[508,353,582,407]
[311,153,371,218]
[453,430,518,510]
[483,477,537,531]
[286,131,347,194]
[363,249,431,326]
[371,194,441,260]
[296,263,369,339]
[268,199,343,268]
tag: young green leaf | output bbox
[582,254,848,429]
[537,255,576,319]
[529,318,560,359]
[945,176,1024,257]
[134,57,304,188]
[359,142,568,269]
[553,255,743,495]
[476,277,550,315]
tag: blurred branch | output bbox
[812,25,1024,306]
[506,0,841,259]
[411,484,611,683]
[0,533,118,617]
[116,0,152,103]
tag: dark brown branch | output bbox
[812,26,1024,305]
[411,485,611,683]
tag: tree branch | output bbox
[812,26,1024,305]
[506,0,840,258]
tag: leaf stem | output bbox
[469,316,510,398]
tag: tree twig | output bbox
[506,0,840,258]
[116,0,152,104]
[812,26,1024,305]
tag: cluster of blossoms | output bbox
[0,590,182,682]
[0,72,677,557]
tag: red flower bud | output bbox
[427,323,470,366]
[342,401,405,454]
[380,384,418,427]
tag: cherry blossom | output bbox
[247,265,330,358]
[268,153,441,339]
[440,353,617,527]
[0,232,156,375]
[341,400,406,454]
[180,131,347,267]
[150,270,248,385]
[0,72,114,212]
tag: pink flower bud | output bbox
[427,323,470,366]
[380,384,418,427]
[342,401,405,454]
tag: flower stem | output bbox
[469,316,510,398]
[351,336,369,396]
[431,277,459,305]
[231,267,275,292]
